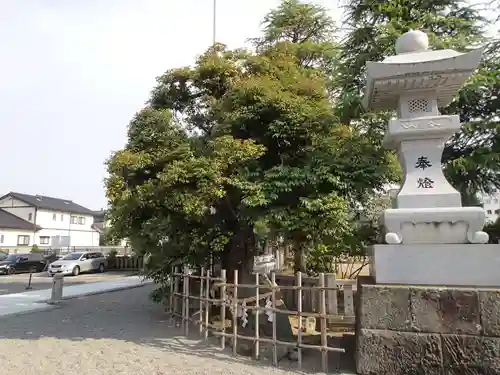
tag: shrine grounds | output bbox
[0,284,350,375]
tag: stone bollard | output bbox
[48,274,64,304]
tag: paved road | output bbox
[0,284,349,375]
[0,271,137,295]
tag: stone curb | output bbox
[47,280,153,303]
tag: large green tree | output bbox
[251,0,338,94]
[250,0,400,271]
[105,0,397,282]
[338,0,500,202]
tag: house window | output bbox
[39,236,50,245]
[495,209,500,215]
[28,213,33,221]
[0,234,4,244]
[71,216,78,224]
[78,216,86,225]
[17,235,30,246]
[52,213,56,221]
[60,214,64,221]
[488,210,493,214]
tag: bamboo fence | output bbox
[110,255,144,270]
[166,266,356,373]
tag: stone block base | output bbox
[369,244,500,286]
[355,277,500,375]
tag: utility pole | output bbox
[212,0,217,46]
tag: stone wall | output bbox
[355,276,500,375]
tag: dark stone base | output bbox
[355,276,500,375]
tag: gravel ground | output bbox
[0,284,351,375]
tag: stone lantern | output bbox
[355,30,500,375]
[364,30,500,285]
[364,29,497,286]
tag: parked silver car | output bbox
[48,251,107,277]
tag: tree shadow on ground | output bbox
[138,323,355,374]
[0,285,356,374]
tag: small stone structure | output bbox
[356,276,500,374]
[356,30,500,374]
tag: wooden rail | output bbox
[166,266,355,373]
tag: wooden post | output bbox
[181,266,186,331]
[344,283,355,316]
[271,272,277,366]
[168,266,174,322]
[184,266,190,336]
[296,271,303,369]
[172,266,179,324]
[232,269,238,356]
[199,267,205,336]
[326,273,337,331]
[204,268,210,340]
[253,272,260,360]
[319,273,328,373]
[275,249,280,271]
[220,269,227,349]
[311,278,316,313]
[326,274,338,316]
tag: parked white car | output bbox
[48,251,107,277]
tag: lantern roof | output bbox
[363,30,483,111]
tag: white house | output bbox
[0,192,100,248]
[479,191,500,223]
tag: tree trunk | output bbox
[293,235,308,273]
[220,223,256,281]
[459,186,481,207]
[293,248,307,273]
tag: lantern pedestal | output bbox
[383,206,488,245]
[355,276,500,375]
[368,243,500,286]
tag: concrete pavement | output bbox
[0,275,152,317]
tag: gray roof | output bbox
[92,222,105,234]
[91,210,106,222]
[2,192,95,216]
[0,208,41,231]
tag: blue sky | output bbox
[0,0,340,210]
